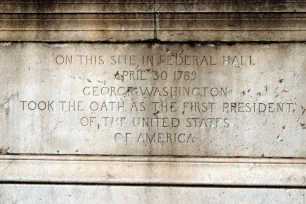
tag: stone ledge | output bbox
[0,13,154,41]
[0,155,305,186]
[1,1,305,13]
[0,12,306,41]
[1,184,306,203]
[156,13,306,41]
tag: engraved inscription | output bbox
[0,43,305,156]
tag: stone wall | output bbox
[0,1,306,203]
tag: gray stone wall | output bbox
[0,1,306,203]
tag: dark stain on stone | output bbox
[0,147,9,154]
[277,135,283,142]
[125,87,137,95]
[153,111,160,116]
[114,71,124,81]
[114,71,120,78]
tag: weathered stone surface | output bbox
[0,0,155,13]
[1,1,305,202]
[0,155,305,186]
[1,184,306,204]
[156,13,306,41]
[1,43,306,157]
[0,14,154,42]
[1,0,305,13]
[1,1,306,41]
[155,0,306,13]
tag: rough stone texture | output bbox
[156,13,306,42]
[1,43,306,157]
[1,0,306,13]
[1,1,306,41]
[0,155,305,186]
[154,0,306,13]
[1,184,306,204]
[1,1,306,202]
[0,0,155,13]
[0,14,155,42]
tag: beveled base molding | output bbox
[0,4,306,41]
[0,155,305,186]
